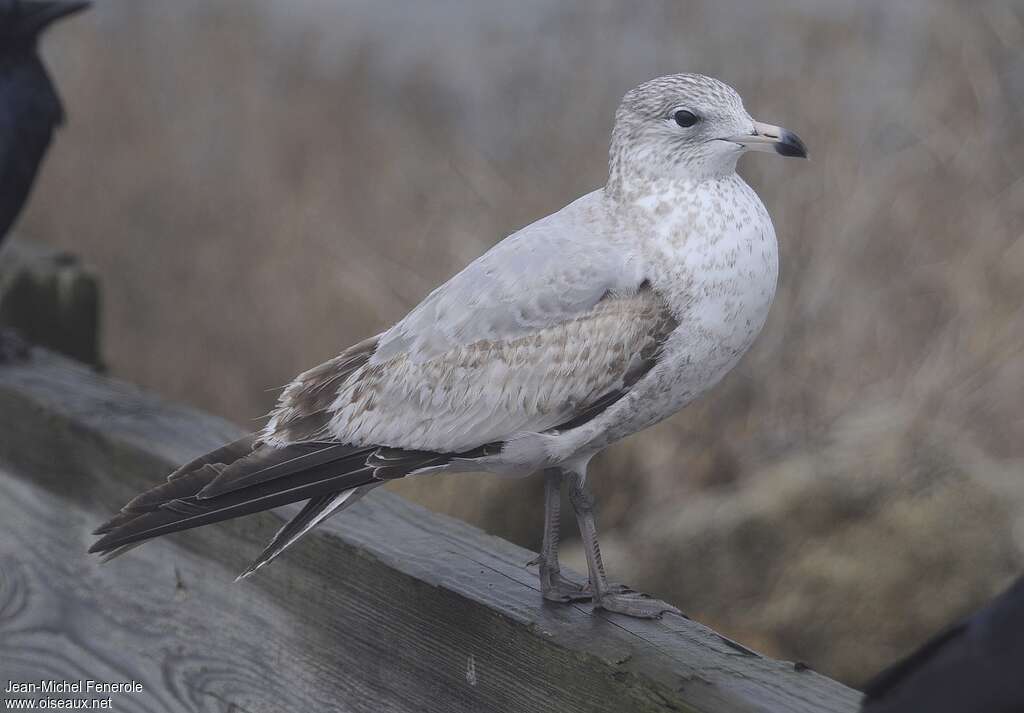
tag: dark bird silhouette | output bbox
[0,0,88,243]
[861,575,1024,713]
[0,0,88,360]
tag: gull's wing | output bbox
[269,288,675,453]
[372,192,645,362]
[92,191,677,570]
[329,285,675,451]
[266,193,674,452]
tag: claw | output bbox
[535,557,592,603]
[544,587,592,603]
[542,576,592,602]
[594,591,682,619]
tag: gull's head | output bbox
[609,73,807,188]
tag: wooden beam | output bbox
[0,350,862,713]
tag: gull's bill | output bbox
[726,120,808,158]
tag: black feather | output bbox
[862,575,1024,713]
[89,459,377,554]
[0,1,89,245]
[197,441,363,499]
[236,488,372,579]
[92,434,256,535]
[167,434,256,480]
[91,438,459,557]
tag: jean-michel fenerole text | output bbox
[5,680,144,695]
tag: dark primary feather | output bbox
[197,441,360,498]
[0,1,89,244]
[92,434,255,534]
[236,488,371,580]
[167,433,256,481]
[88,437,505,566]
[861,575,1024,713]
[90,440,377,555]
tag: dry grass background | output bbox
[18,0,1024,684]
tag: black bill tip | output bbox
[775,130,809,159]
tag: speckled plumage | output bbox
[94,74,805,601]
[265,74,779,474]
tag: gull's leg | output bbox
[531,467,590,602]
[567,469,681,619]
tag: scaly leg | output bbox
[567,469,680,619]
[530,468,590,602]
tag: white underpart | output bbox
[474,174,776,472]
[541,175,777,464]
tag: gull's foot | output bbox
[529,556,592,602]
[541,572,592,603]
[594,591,681,619]
[0,328,30,364]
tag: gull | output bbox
[92,73,807,619]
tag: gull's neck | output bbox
[605,166,742,208]
[606,154,741,202]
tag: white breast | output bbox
[555,174,778,456]
[650,174,778,355]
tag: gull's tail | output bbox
[89,435,461,576]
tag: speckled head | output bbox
[608,73,807,192]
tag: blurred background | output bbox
[16,0,1024,686]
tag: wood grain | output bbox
[0,350,862,712]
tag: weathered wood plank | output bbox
[0,350,862,712]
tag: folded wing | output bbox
[92,210,679,573]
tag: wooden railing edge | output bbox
[0,348,863,713]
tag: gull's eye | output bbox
[673,109,699,128]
